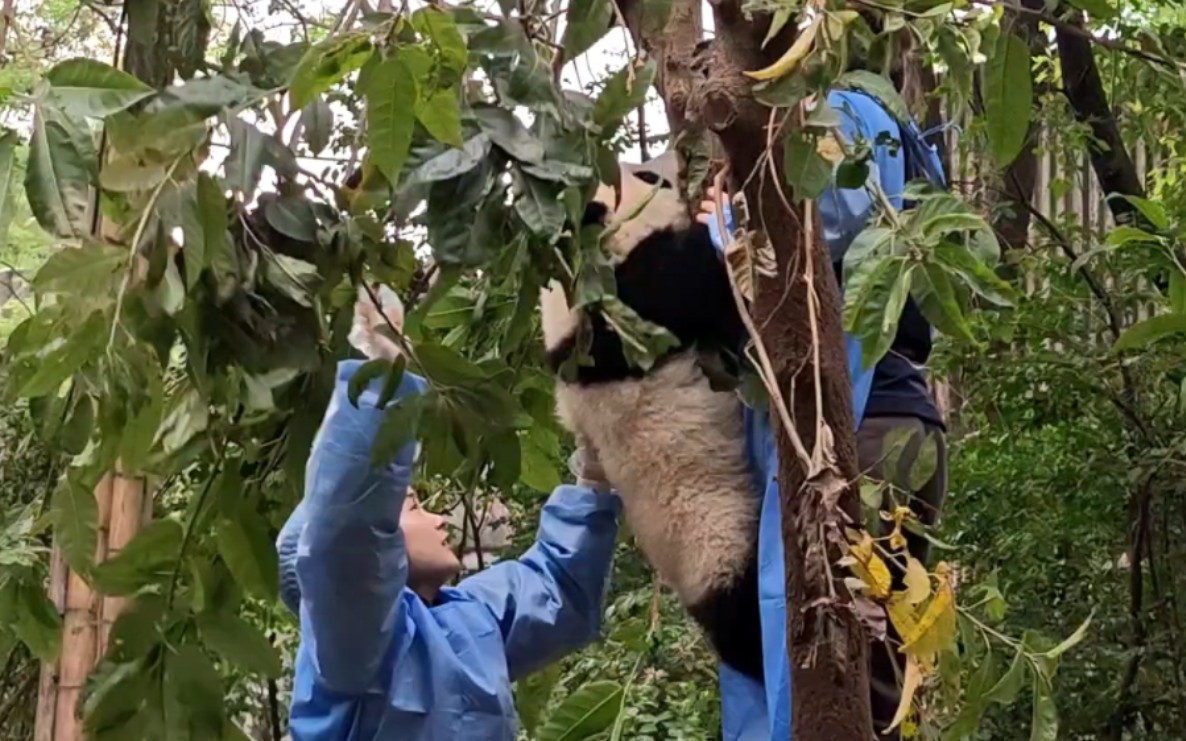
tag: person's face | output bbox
[402,490,461,597]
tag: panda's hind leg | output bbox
[687,551,764,682]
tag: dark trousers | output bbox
[856,415,948,740]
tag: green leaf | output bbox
[26,103,97,238]
[0,129,18,248]
[982,32,1032,167]
[376,355,409,409]
[83,657,157,739]
[1030,676,1059,741]
[1112,312,1186,352]
[348,358,393,408]
[932,243,1017,307]
[164,644,226,740]
[985,648,1027,705]
[215,509,278,601]
[413,8,468,82]
[1104,225,1157,248]
[300,97,333,155]
[517,664,562,737]
[536,680,624,741]
[107,593,166,660]
[1169,272,1186,313]
[193,172,227,289]
[561,0,614,61]
[912,261,974,341]
[1066,0,1115,18]
[60,393,95,455]
[1043,613,1092,659]
[16,311,107,398]
[836,70,910,123]
[34,242,127,294]
[223,116,298,197]
[372,392,428,466]
[907,431,939,491]
[10,578,62,662]
[783,132,832,200]
[52,476,99,575]
[474,105,544,164]
[260,251,320,308]
[592,61,657,141]
[45,58,154,118]
[514,168,565,239]
[197,610,281,678]
[366,55,419,186]
[289,34,374,110]
[519,430,562,493]
[844,257,912,369]
[417,86,464,148]
[1114,195,1170,231]
[92,519,184,596]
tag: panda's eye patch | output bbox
[636,170,673,189]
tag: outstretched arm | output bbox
[456,473,621,680]
[284,360,426,694]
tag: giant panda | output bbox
[539,152,764,680]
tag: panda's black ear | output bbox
[635,170,674,189]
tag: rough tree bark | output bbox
[621,1,873,738]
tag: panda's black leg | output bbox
[687,553,764,682]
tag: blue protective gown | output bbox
[716,89,945,740]
[277,360,621,740]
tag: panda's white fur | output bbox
[539,152,763,679]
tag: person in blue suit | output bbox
[275,360,621,740]
[697,85,948,740]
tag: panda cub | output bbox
[539,153,764,680]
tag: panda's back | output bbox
[555,352,756,604]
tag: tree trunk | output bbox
[619,0,873,736]
[1054,10,1145,226]
[701,13,870,736]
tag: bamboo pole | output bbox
[34,38,153,737]
[35,473,115,741]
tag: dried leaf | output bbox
[886,655,924,733]
[849,532,892,601]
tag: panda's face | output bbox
[587,154,692,260]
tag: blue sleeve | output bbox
[456,484,621,680]
[292,359,428,694]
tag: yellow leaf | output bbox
[848,533,893,600]
[886,655,924,733]
[887,592,918,644]
[889,526,907,552]
[743,17,820,81]
[903,556,931,605]
[900,575,957,660]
